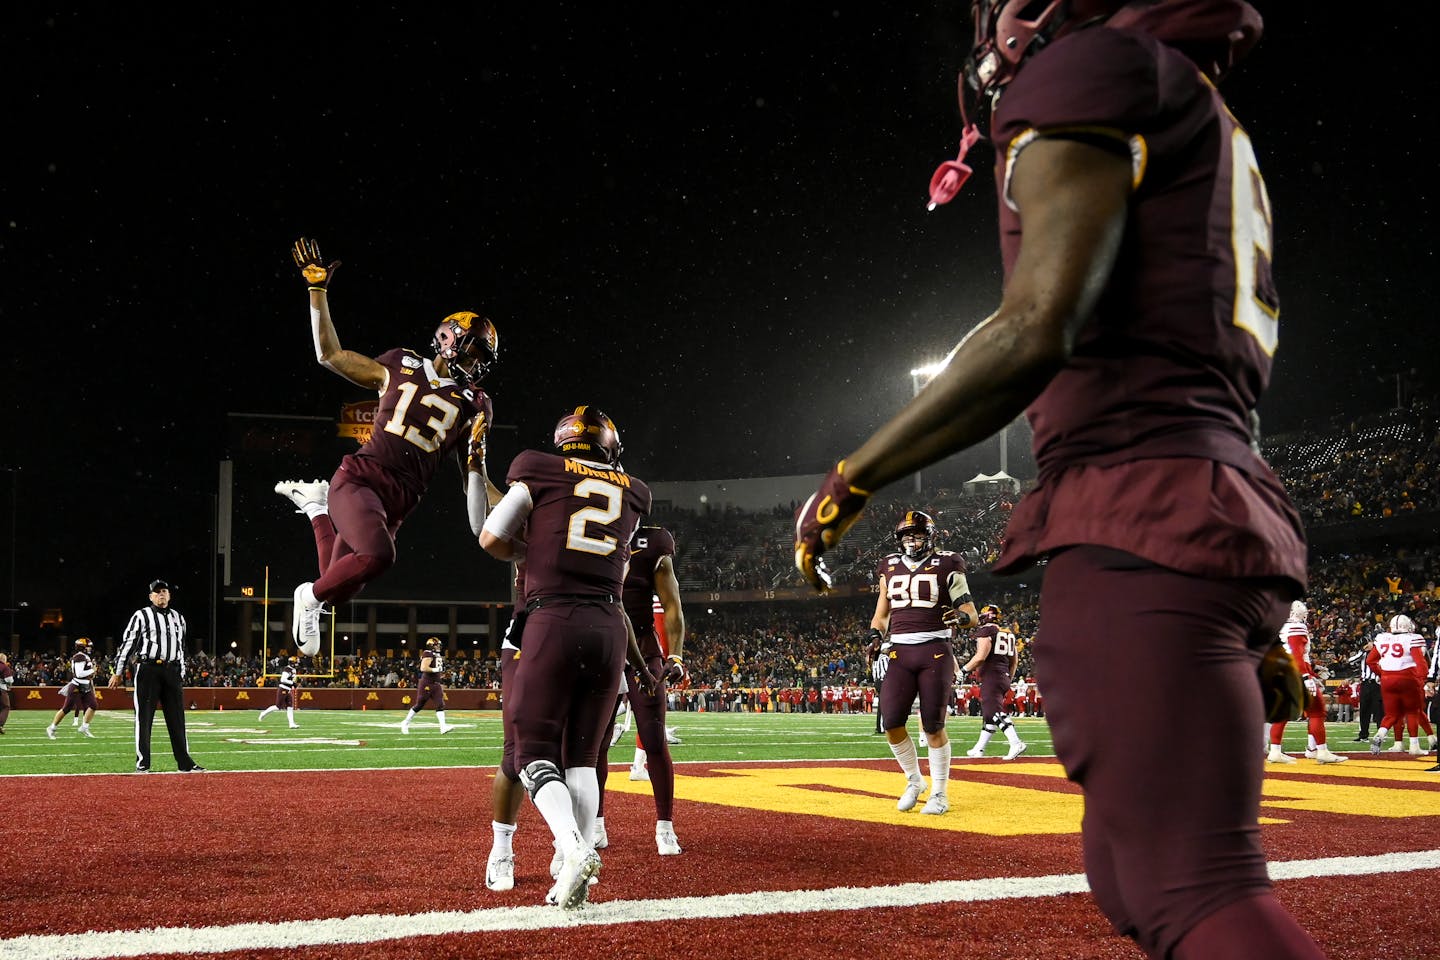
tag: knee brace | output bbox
[990,712,1012,731]
[519,759,565,800]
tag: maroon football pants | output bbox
[312,457,417,605]
[878,639,954,734]
[1035,546,1321,960]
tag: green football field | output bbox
[0,706,1374,776]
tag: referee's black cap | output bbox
[149,579,174,593]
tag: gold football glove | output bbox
[292,237,341,290]
[1258,639,1311,724]
[794,460,871,591]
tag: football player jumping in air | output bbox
[869,510,977,815]
[1265,601,1346,764]
[795,3,1322,957]
[401,637,453,734]
[276,237,503,655]
[961,605,1027,760]
[480,406,654,909]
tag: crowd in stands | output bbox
[9,409,1437,701]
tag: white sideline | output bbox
[6,849,1440,960]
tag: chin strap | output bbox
[927,124,983,211]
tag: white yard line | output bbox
[6,850,1439,960]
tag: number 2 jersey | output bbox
[506,451,652,602]
[350,348,493,497]
[987,22,1307,590]
[875,550,969,644]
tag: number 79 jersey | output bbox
[876,551,969,642]
[506,450,651,602]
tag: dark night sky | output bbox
[1,5,1434,637]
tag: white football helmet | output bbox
[1289,600,1307,620]
[1388,615,1415,634]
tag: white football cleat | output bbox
[1267,747,1297,764]
[46,725,56,740]
[1369,736,1384,755]
[920,792,950,815]
[274,479,329,513]
[964,746,984,759]
[80,728,96,739]
[289,723,300,729]
[399,723,411,735]
[485,853,515,892]
[1388,740,1406,753]
[1004,741,1028,761]
[656,825,683,856]
[1313,747,1348,764]
[593,820,609,850]
[629,764,650,781]
[439,724,455,734]
[897,776,925,812]
[665,727,683,745]
[1303,748,1317,759]
[550,846,601,909]
[549,842,564,880]
[293,582,323,655]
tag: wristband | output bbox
[308,286,329,294]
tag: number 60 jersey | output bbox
[506,451,651,602]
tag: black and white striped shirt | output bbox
[1347,646,1379,682]
[117,604,187,667]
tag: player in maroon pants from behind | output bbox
[796,4,1320,957]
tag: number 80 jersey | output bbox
[876,550,969,643]
[506,451,652,602]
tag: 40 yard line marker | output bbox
[6,849,1439,960]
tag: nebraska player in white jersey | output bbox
[1367,615,1431,756]
[1265,601,1346,764]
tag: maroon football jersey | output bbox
[989,24,1306,588]
[623,525,675,623]
[876,550,968,641]
[973,623,1016,670]
[507,451,651,602]
[352,348,493,496]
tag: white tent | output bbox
[963,471,1021,494]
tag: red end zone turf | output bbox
[4,758,1437,959]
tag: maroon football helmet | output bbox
[553,406,623,465]
[432,311,498,386]
[962,1,1129,131]
[894,510,936,559]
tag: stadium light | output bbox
[908,352,958,494]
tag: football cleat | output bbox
[965,746,984,758]
[665,726,682,745]
[629,764,650,782]
[656,825,683,856]
[1369,736,1383,756]
[274,479,329,513]
[550,846,602,910]
[549,842,564,880]
[920,793,950,815]
[439,724,455,734]
[293,582,323,656]
[1267,748,1297,764]
[80,728,96,739]
[289,723,299,729]
[897,776,925,812]
[484,853,515,892]
[1004,741,1028,761]
[1313,747,1348,764]
[593,820,609,850]
[1303,748,1317,759]
[185,764,208,772]
[46,725,56,740]
[1388,741,1405,753]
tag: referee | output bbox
[1349,639,1383,742]
[108,579,204,772]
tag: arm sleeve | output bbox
[482,483,534,543]
[73,659,96,681]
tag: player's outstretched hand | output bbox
[292,237,341,289]
[794,460,872,591]
[662,656,687,686]
[1258,639,1310,723]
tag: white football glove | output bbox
[871,654,888,682]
